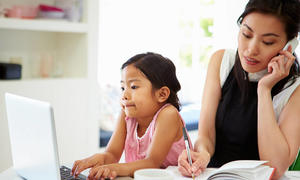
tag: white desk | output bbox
[0,167,133,180]
[1,166,300,180]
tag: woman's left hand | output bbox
[258,45,296,90]
[88,164,118,180]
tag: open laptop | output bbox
[5,93,86,180]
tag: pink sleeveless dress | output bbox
[124,103,192,168]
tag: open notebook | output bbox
[5,93,86,180]
[167,160,275,180]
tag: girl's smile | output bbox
[124,104,135,108]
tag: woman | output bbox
[178,0,300,179]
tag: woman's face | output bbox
[238,12,287,73]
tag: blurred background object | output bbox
[55,0,83,22]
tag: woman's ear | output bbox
[156,86,170,103]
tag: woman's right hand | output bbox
[71,153,105,177]
[178,149,210,177]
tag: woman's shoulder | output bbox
[206,49,225,73]
[212,49,226,56]
[273,76,300,119]
[210,49,225,63]
[208,49,236,69]
[215,49,237,87]
[206,49,231,85]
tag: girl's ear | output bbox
[156,86,170,103]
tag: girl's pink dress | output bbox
[124,103,192,168]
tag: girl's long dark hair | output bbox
[234,0,300,103]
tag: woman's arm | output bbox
[258,85,300,179]
[178,49,224,176]
[194,49,224,157]
[88,105,184,179]
[71,110,127,176]
[257,50,300,179]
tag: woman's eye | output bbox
[243,33,251,39]
[263,41,274,45]
[121,87,125,91]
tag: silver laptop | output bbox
[5,93,86,180]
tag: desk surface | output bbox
[1,166,300,180]
[0,167,133,180]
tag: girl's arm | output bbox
[88,105,185,179]
[178,49,223,176]
[257,50,300,179]
[71,110,127,176]
[104,110,127,163]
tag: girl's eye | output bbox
[242,33,251,39]
[121,87,125,91]
[131,85,138,89]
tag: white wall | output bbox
[212,0,248,51]
[0,79,99,172]
[0,104,12,172]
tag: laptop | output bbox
[5,93,86,180]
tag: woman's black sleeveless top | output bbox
[208,69,260,167]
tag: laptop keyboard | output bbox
[60,166,86,180]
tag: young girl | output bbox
[72,52,191,179]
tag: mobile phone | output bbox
[283,37,299,53]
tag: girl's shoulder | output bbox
[159,104,179,114]
[155,104,181,126]
[153,104,183,141]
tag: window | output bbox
[97,0,248,129]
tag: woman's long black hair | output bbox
[234,0,300,103]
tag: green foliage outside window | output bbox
[179,44,193,67]
[200,18,214,37]
[200,0,214,5]
[178,0,215,68]
[199,45,213,63]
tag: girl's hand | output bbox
[258,45,296,91]
[178,150,210,177]
[88,164,118,180]
[71,153,105,177]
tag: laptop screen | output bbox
[5,93,61,180]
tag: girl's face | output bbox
[120,64,160,118]
[238,12,287,73]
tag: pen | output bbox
[182,127,195,180]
